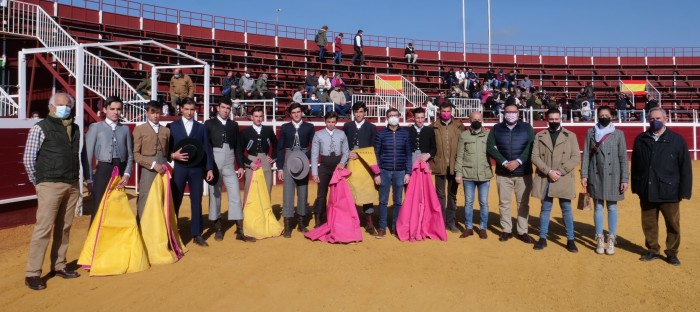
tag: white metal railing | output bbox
[2,1,146,121]
[646,81,661,106]
[0,85,19,117]
[449,98,482,119]
[375,74,430,119]
[352,94,391,123]
[374,77,408,121]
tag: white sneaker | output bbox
[595,234,605,254]
[606,234,616,255]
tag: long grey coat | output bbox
[581,127,629,201]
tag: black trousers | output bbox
[313,154,342,214]
[91,158,127,224]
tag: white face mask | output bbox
[505,112,518,124]
[245,74,250,78]
[388,116,400,126]
[55,105,72,119]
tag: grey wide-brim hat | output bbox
[286,149,310,180]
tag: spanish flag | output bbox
[375,75,403,94]
[620,80,646,95]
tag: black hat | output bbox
[173,138,206,168]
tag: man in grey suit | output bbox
[85,96,134,224]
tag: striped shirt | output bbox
[23,125,45,185]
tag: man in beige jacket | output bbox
[169,68,194,115]
[432,102,465,233]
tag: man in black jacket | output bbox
[240,106,277,200]
[407,107,436,167]
[204,98,254,242]
[631,107,692,266]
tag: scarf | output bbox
[49,112,74,140]
[594,123,615,142]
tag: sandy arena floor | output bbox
[0,164,698,311]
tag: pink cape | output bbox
[305,168,363,243]
[396,160,448,242]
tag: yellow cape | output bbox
[140,166,188,265]
[243,167,283,239]
[78,170,150,276]
[346,147,380,205]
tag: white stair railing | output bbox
[374,75,408,121]
[0,86,19,117]
[400,76,429,108]
[646,81,661,106]
[449,98,483,119]
[1,1,146,122]
[375,74,431,120]
[351,94,404,124]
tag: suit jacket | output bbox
[85,120,134,179]
[167,118,214,170]
[240,125,277,166]
[407,125,437,158]
[204,117,244,168]
[133,122,170,170]
[343,121,377,149]
[276,121,315,168]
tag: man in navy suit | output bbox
[168,99,214,247]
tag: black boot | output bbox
[214,218,224,241]
[313,213,322,229]
[365,212,378,236]
[320,212,327,226]
[283,218,293,238]
[235,220,256,242]
[297,214,309,233]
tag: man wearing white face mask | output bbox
[238,71,255,100]
[487,102,536,244]
[373,108,413,238]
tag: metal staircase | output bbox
[375,74,430,109]
[0,0,147,121]
[0,85,18,116]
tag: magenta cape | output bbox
[305,168,363,243]
[396,160,447,242]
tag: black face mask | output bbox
[598,117,611,127]
[470,121,482,130]
[548,122,561,131]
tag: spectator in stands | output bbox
[31,111,41,119]
[136,71,158,101]
[507,70,517,91]
[496,69,507,90]
[520,75,533,92]
[23,92,86,290]
[432,102,464,233]
[581,101,592,121]
[333,33,344,64]
[450,81,464,98]
[616,92,632,122]
[331,73,346,90]
[455,68,466,85]
[644,93,659,116]
[233,98,246,117]
[405,43,418,64]
[169,68,194,116]
[345,87,354,104]
[292,85,304,104]
[305,70,318,97]
[253,73,273,100]
[315,25,329,63]
[467,79,481,99]
[434,91,447,106]
[444,68,457,87]
[466,67,478,86]
[305,94,324,118]
[480,85,493,104]
[584,82,595,110]
[351,30,364,66]
[485,68,496,89]
[221,71,239,101]
[316,71,331,103]
[238,71,255,100]
[374,108,413,237]
[330,85,350,117]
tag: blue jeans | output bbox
[378,170,405,231]
[618,109,628,122]
[305,86,314,96]
[333,51,342,64]
[594,199,617,236]
[463,180,490,230]
[539,183,574,240]
[335,103,351,116]
[319,47,326,61]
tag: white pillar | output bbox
[150,66,158,101]
[203,64,210,121]
[18,51,27,119]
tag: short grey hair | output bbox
[648,107,666,119]
[48,92,75,109]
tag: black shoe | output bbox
[50,269,80,279]
[283,218,293,238]
[639,252,661,262]
[533,238,547,250]
[667,255,681,266]
[235,220,256,242]
[499,232,513,242]
[566,240,579,253]
[25,276,46,290]
[446,224,460,233]
[213,218,224,241]
[297,215,309,233]
[193,236,209,247]
[516,233,535,244]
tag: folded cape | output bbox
[396,160,447,242]
[346,147,380,206]
[305,168,363,243]
[78,167,150,276]
[243,160,283,239]
[140,165,188,265]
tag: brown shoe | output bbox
[460,229,474,238]
[375,229,386,239]
[365,213,379,236]
[193,236,209,247]
[213,218,224,241]
[478,229,488,239]
[235,220,256,242]
[50,269,80,279]
[499,232,513,242]
[516,233,535,244]
[25,276,46,290]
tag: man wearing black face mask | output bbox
[632,107,692,266]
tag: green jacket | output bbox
[455,128,493,182]
[254,77,268,93]
[315,29,328,47]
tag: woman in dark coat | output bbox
[581,106,629,255]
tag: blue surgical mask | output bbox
[55,106,71,119]
[650,119,664,131]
